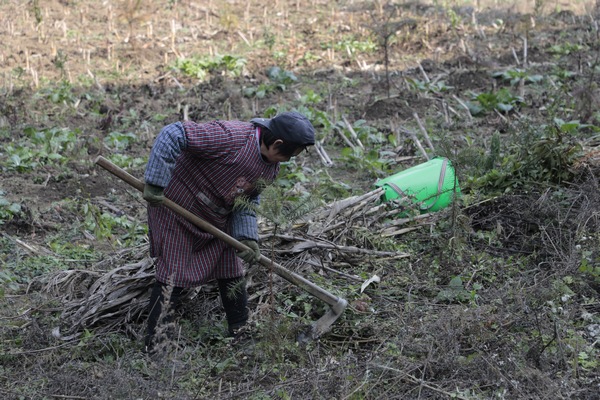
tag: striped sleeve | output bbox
[144,122,188,188]
[229,196,259,241]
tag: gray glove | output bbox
[237,240,261,264]
[143,183,164,206]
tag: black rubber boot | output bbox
[217,277,248,336]
[144,281,184,353]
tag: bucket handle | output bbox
[387,158,449,211]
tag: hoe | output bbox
[95,156,348,339]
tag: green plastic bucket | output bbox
[375,157,460,214]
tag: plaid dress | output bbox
[144,120,280,287]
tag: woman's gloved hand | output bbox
[143,183,165,206]
[237,240,261,263]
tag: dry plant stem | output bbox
[5,340,79,356]
[237,31,250,46]
[381,226,421,237]
[382,212,434,228]
[171,76,183,90]
[333,126,357,150]
[48,394,87,399]
[511,47,520,65]
[342,115,364,149]
[43,255,155,334]
[321,188,385,221]
[87,69,104,92]
[314,141,334,166]
[441,100,450,124]
[417,61,430,83]
[346,196,382,215]
[96,199,136,222]
[446,104,461,118]
[412,112,435,151]
[50,394,87,400]
[371,364,471,400]
[273,234,408,257]
[451,95,473,122]
[361,203,391,217]
[523,36,528,67]
[2,233,54,257]
[408,130,429,160]
[315,264,363,282]
[494,109,508,123]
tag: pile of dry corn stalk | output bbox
[40,188,436,337]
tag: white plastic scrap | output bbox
[360,274,381,293]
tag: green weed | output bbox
[103,131,138,152]
[1,127,82,172]
[174,54,246,81]
[339,147,392,178]
[5,245,95,285]
[0,269,19,296]
[436,275,481,305]
[335,119,395,178]
[577,350,599,371]
[243,66,297,98]
[551,67,577,82]
[276,160,309,190]
[466,88,523,115]
[118,108,141,129]
[298,89,323,105]
[467,119,584,192]
[492,68,544,86]
[325,35,378,57]
[81,200,147,245]
[6,255,67,284]
[406,77,454,95]
[578,237,600,284]
[548,43,588,56]
[37,80,79,106]
[106,153,147,169]
[0,190,22,224]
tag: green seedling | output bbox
[334,118,396,177]
[406,77,454,95]
[551,67,577,81]
[548,43,588,56]
[466,88,523,115]
[436,276,481,305]
[103,131,138,151]
[492,68,543,86]
[552,118,598,134]
[37,80,79,106]
[174,54,247,81]
[266,66,297,88]
[326,35,378,57]
[243,66,297,98]
[82,200,147,245]
[106,154,147,169]
[0,190,22,225]
[2,127,80,172]
[298,89,323,106]
[339,146,392,178]
[276,160,309,190]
